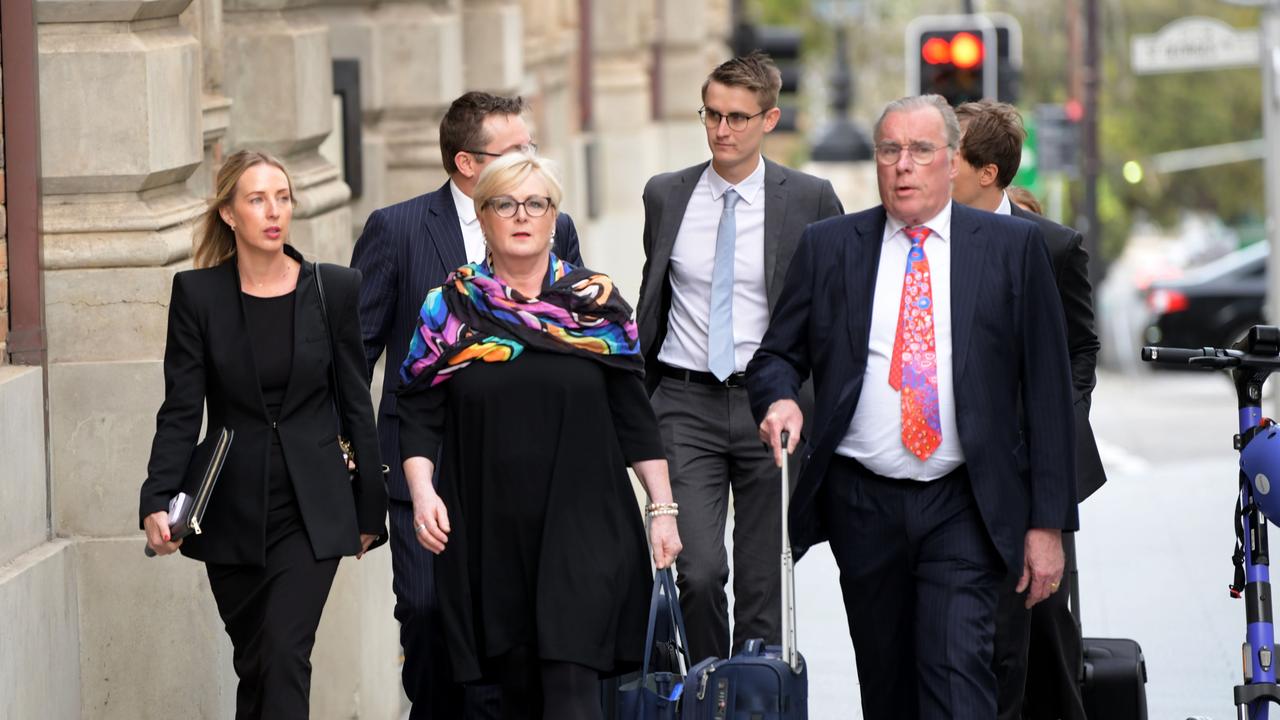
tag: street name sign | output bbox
[1131,16,1259,74]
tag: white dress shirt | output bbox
[449,179,487,264]
[994,191,1012,216]
[837,201,965,480]
[657,158,770,374]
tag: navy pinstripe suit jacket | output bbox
[746,203,1078,572]
[350,180,582,500]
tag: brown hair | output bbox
[701,51,783,111]
[193,150,295,269]
[955,100,1026,189]
[439,92,527,175]
[1006,186,1043,215]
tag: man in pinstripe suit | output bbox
[748,95,1076,720]
[351,92,582,719]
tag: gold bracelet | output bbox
[644,502,678,514]
[647,507,679,518]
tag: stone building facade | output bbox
[0,1,730,717]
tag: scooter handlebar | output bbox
[1141,345,1243,369]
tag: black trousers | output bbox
[493,645,602,720]
[822,456,1004,720]
[206,525,339,720]
[389,499,502,719]
[993,533,1086,720]
[650,376,782,663]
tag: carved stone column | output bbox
[35,0,238,716]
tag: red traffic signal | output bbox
[920,32,985,70]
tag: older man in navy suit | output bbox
[351,91,582,719]
[746,94,1077,720]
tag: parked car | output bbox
[1143,241,1267,354]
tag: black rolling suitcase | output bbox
[1070,550,1149,719]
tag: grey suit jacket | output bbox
[636,157,844,394]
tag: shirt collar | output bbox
[885,200,953,244]
[995,191,1012,216]
[449,179,478,225]
[706,156,766,206]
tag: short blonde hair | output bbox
[472,152,563,218]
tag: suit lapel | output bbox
[762,159,791,310]
[845,207,886,366]
[949,205,987,384]
[658,163,704,260]
[426,181,467,272]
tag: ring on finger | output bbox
[414,522,427,533]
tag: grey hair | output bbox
[872,95,961,149]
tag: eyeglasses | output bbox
[464,143,539,159]
[699,107,767,132]
[874,142,950,166]
[484,195,555,218]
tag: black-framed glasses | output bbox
[483,195,555,218]
[699,107,766,131]
[463,143,539,159]
[874,141,950,166]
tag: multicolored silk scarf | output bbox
[398,254,642,390]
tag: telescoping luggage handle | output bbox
[780,430,800,673]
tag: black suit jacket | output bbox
[746,203,1079,571]
[350,180,582,501]
[1010,204,1107,501]
[140,246,387,565]
[636,158,844,395]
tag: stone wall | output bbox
[0,57,7,365]
[8,1,731,717]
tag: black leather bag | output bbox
[315,263,389,551]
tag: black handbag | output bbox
[314,263,389,550]
[611,567,692,719]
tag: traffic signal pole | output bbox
[1264,1,1280,339]
[1081,0,1103,285]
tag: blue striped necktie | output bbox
[708,188,740,381]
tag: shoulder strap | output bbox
[314,263,348,443]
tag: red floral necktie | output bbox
[888,226,942,460]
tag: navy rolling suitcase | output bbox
[681,431,808,719]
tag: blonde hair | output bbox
[472,152,563,218]
[193,150,295,269]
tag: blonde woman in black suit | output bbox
[140,150,388,719]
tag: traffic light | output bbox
[905,14,1022,107]
[732,22,803,132]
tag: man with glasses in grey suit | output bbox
[636,51,843,664]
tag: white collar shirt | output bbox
[837,200,965,480]
[449,179,487,264]
[657,158,770,373]
[995,191,1012,216]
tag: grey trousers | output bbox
[651,375,782,663]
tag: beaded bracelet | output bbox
[645,501,679,518]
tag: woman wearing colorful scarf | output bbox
[397,152,682,719]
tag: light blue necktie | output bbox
[708,188,740,381]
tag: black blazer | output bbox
[746,203,1078,572]
[636,158,844,395]
[140,246,387,566]
[350,181,582,501]
[1010,204,1107,501]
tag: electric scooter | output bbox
[1144,325,1280,719]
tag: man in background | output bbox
[952,99,1106,720]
